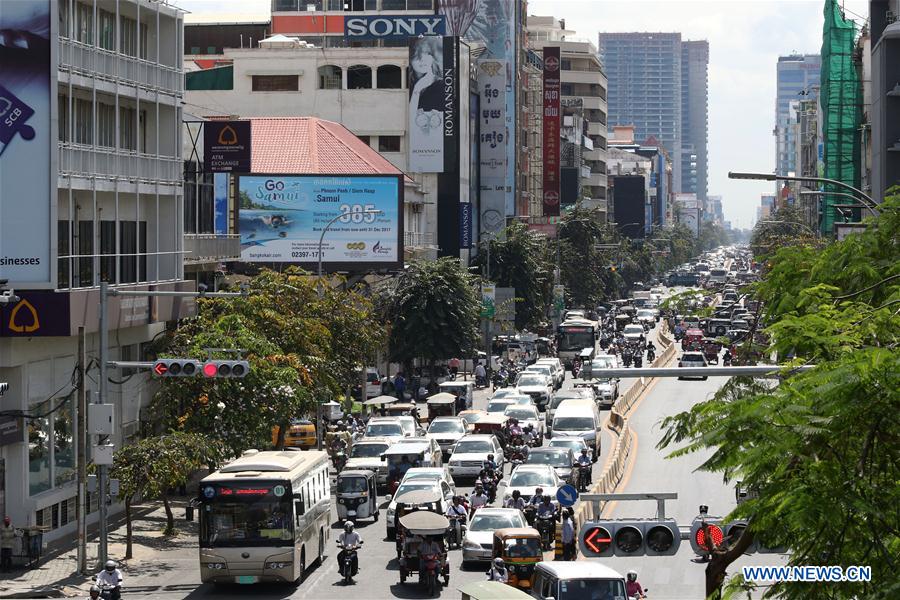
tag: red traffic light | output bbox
[153,362,168,376]
[583,526,612,554]
[695,523,724,551]
[203,362,218,378]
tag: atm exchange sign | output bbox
[344,15,446,39]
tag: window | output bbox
[318,65,342,89]
[77,220,94,287]
[98,9,115,50]
[97,103,116,148]
[378,136,401,153]
[357,135,370,146]
[377,65,402,89]
[75,2,93,44]
[347,65,372,89]
[58,221,71,289]
[120,17,148,59]
[119,106,144,152]
[561,83,574,96]
[251,75,299,92]
[58,95,69,142]
[100,221,116,282]
[74,98,92,145]
[120,221,147,284]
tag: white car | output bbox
[486,398,517,415]
[548,436,595,463]
[491,387,521,399]
[385,476,455,538]
[364,418,405,440]
[344,437,393,485]
[503,405,545,444]
[461,508,527,563]
[503,464,562,504]
[545,389,594,435]
[515,372,553,411]
[425,417,468,454]
[524,364,560,390]
[447,434,505,479]
[636,309,656,326]
[678,351,709,380]
[535,358,565,388]
[623,324,646,343]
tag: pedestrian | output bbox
[560,508,577,561]
[1,516,16,571]
[393,372,406,400]
[455,392,466,413]
[449,357,460,379]
[474,362,486,388]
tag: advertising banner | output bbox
[0,291,70,338]
[204,121,251,173]
[409,36,447,173]
[214,173,229,234]
[543,47,561,217]
[345,15,446,39]
[439,0,516,215]
[0,0,56,288]
[459,202,472,249]
[432,36,462,257]
[477,59,507,237]
[238,175,403,271]
[480,283,496,319]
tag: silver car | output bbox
[461,508,526,563]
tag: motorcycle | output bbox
[622,351,633,367]
[333,450,348,473]
[479,474,498,504]
[523,505,537,527]
[572,360,582,379]
[90,577,121,600]
[646,346,656,363]
[536,514,556,551]
[491,371,507,391]
[338,541,362,584]
[633,354,643,368]
[577,464,592,493]
[446,516,466,549]
[723,351,733,366]
[422,553,441,596]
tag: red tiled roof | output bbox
[249,117,405,177]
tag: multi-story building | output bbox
[681,40,709,204]
[774,54,821,184]
[870,0,900,202]
[608,125,673,229]
[598,32,688,196]
[528,16,609,214]
[0,0,196,543]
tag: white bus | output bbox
[556,319,598,368]
[198,449,331,585]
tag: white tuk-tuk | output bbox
[438,381,474,410]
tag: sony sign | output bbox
[345,15,447,39]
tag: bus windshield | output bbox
[200,487,293,548]
[558,328,594,352]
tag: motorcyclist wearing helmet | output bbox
[337,521,363,576]
[88,585,101,600]
[486,557,508,583]
[95,560,122,600]
[504,489,526,510]
[626,569,647,598]
[484,453,499,472]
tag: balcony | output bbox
[184,234,241,264]
[404,231,436,248]
[59,144,182,185]
[561,70,603,85]
[58,38,183,95]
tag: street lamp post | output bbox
[728,171,878,216]
[757,220,818,236]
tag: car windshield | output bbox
[526,367,551,376]
[526,452,567,467]
[509,396,534,405]
[199,487,293,548]
[460,412,482,424]
[549,439,585,452]
[492,389,517,398]
[469,513,522,531]
[395,482,436,497]
[558,578,627,600]
[553,417,595,431]
[337,476,368,493]
[509,470,554,487]
[428,421,465,434]
[550,394,586,409]
[504,407,538,420]
[454,440,492,454]
[487,401,513,413]
[517,375,545,387]
[366,423,402,436]
[624,326,643,334]
[504,537,542,557]
[351,443,388,458]
[683,354,705,361]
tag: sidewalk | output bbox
[0,499,201,599]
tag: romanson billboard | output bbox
[408,36,458,175]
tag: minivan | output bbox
[549,399,602,456]
[530,562,628,600]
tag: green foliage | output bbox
[557,204,619,305]
[749,206,820,257]
[658,192,900,599]
[471,221,553,330]
[377,258,481,365]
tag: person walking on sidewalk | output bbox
[1,516,16,571]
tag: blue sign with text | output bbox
[459,202,472,249]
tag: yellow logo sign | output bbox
[346,242,366,251]
[217,124,239,146]
[8,299,40,333]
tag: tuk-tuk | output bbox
[458,581,533,600]
[438,381,475,410]
[271,419,316,449]
[398,508,451,593]
[575,347,595,378]
[458,409,487,433]
[427,392,458,420]
[363,394,398,418]
[491,528,543,590]
[385,402,424,425]
[382,441,441,491]
[336,469,378,523]
[702,338,722,364]
[535,337,553,357]
[614,313,632,331]
[471,413,506,437]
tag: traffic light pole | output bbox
[581,492,678,519]
[589,365,816,379]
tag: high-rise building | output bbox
[869,0,900,202]
[774,54,820,181]
[681,40,709,203]
[599,32,687,196]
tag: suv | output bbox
[545,389,594,434]
[535,358,565,388]
[678,351,709,380]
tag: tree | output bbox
[557,204,618,305]
[749,206,819,257]
[471,221,553,329]
[377,258,481,375]
[110,432,222,556]
[657,192,900,600]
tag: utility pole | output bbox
[76,327,87,574]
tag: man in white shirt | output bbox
[337,522,363,576]
[95,560,123,599]
[469,483,489,516]
[445,497,468,544]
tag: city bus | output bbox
[198,449,331,584]
[556,319,598,368]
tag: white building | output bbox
[0,0,196,543]
[183,35,475,260]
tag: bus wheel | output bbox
[318,529,325,565]
[298,548,306,584]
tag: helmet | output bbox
[581,448,588,454]
[89,585,101,599]
[543,495,552,503]
[511,490,521,498]
[627,570,638,582]
[104,560,117,572]
[344,521,354,533]
[494,557,505,567]
[487,453,494,461]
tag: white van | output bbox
[530,562,628,600]
[549,399,602,456]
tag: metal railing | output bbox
[58,38,183,94]
[404,231,436,248]
[183,234,241,262]
[59,144,182,184]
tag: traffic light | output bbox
[579,520,680,557]
[152,359,201,377]
[724,520,756,554]
[201,360,249,378]
[690,517,724,555]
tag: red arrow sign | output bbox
[584,526,612,554]
[153,362,168,376]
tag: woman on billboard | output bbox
[408,36,444,172]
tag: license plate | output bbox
[236,576,258,584]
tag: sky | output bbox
[175,0,871,229]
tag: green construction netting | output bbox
[820,0,862,234]
[185,66,234,91]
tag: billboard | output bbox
[439,0,516,215]
[542,47,561,216]
[0,0,56,288]
[213,173,229,234]
[409,36,458,174]
[345,15,446,39]
[477,59,507,237]
[204,120,251,173]
[611,175,646,239]
[238,175,403,271]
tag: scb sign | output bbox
[344,15,446,39]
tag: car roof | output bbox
[458,434,496,441]
[535,561,624,580]
[354,437,394,444]
[430,416,464,422]
[529,447,568,455]
[512,464,554,473]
